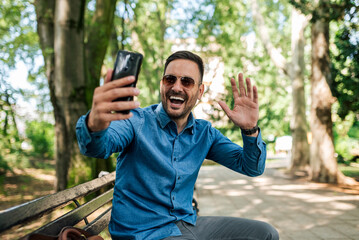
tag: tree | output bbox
[0,1,39,172]
[130,0,174,105]
[290,0,358,184]
[190,0,293,145]
[34,0,117,191]
[250,0,310,173]
[0,82,22,172]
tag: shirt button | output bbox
[172,196,175,200]
[177,176,181,180]
[174,158,177,161]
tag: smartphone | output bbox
[111,50,143,114]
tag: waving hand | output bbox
[218,73,259,136]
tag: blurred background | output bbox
[0,0,358,206]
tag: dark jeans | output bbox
[162,216,279,240]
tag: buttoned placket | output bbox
[168,121,194,217]
[170,132,179,217]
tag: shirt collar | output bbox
[155,103,195,134]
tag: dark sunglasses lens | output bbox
[163,75,177,85]
[181,77,195,88]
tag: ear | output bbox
[197,84,205,100]
[160,78,164,92]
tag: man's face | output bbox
[160,59,204,121]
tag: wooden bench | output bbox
[0,171,200,239]
[0,171,115,239]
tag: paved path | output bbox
[196,164,359,240]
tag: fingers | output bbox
[88,74,140,132]
[104,69,113,84]
[101,87,140,102]
[101,75,136,92]
[235,73,256,101]
[230,77,240,100]
[246,77,252,99]
[88,98,140,132]
[218,101,232,118]
[237,73,246,97]
[253,85,258,104]
[93,75,139,102]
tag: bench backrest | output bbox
[0,171,115,238]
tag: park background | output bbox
[0,0,358,237]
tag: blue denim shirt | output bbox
[76,103,266,240]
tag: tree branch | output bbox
[250,0,289,75]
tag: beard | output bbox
[161,89,197,120]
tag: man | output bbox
[76,51,279,240]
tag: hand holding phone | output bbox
[111,50,143,114]
[87,51,142,132]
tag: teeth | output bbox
[170,96,184,101]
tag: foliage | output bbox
[333,103,359,163]
[0,152,12,175]
[0,0,358,185]
[289,0,357,22]
[339,165,359,179]
[125,0,174,106]
[331,14,359,119]
[25,120,54,159]
[329,3,359,163]
[0,0,39,70]
[0,81,27,173]
[190,0,293,143]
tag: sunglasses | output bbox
[162,74,197,89]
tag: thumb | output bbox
[104,69,113,85]
[218,101,232,118]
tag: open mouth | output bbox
[169,96,185,108]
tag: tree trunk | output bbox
[53,0,88,191]
[289,8,310,172]
[34,0,58,188]
[251,0,310,172]
[85,0,117,108]
[35,0,118,190]
[310,15,341,183]
[84,0,117,179]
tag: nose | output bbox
[171,77,183,92]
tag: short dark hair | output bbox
[164,51,204,84]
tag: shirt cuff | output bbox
[242,128,266,172]
[76,111,108,151]
[241,127,263,146]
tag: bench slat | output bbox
[0,172,115,232]
[84,207,112,235]
[34,188,113,235]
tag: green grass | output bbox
[339,165,359,179]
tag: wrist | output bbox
[240,124,258,136]
[86,112,108,132]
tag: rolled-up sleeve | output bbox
[76,113,112,159]
[206,127,266,177]
[75,111,136,159]
[241,129,266,176]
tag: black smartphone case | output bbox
[111,50,143,113]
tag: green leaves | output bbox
[25,120,54,159]
[110,0,174,106]
[331,22,359,119]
